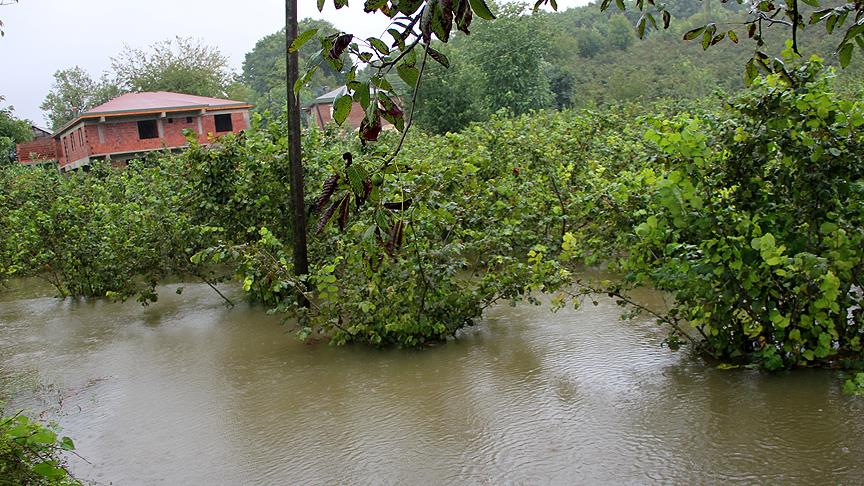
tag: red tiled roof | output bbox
[54,91,253,136]
[85,91,248,115]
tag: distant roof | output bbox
[31,125,51,136]
[313,86,347,104]
[55,91,253,136]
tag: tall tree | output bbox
[467,5,554,116]
[39,67,120,130]
[243,19,343,114]
[0,97,31,165]
[607,13,635,51]
[111,37,234,98]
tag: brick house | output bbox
[303,87,398,130]
[17,91,253,171]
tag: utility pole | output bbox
[286,0,309,307]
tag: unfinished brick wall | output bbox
[57,125,91,167]
[57,110,249,167]
[16,137,57,163]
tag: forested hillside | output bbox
[410,0,864,132]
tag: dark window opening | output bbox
[78,129,83,146]
[137,120,159,139]
[186,117,193,123]
[214,114,233,132]
[167,118,174,124]
[69,134,74,150]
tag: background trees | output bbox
[39,67,120,130]
[110,37,235,98]
[242,19,345,115]
[40,37,236,130]
[405,0,864,134]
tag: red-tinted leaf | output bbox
[316,174,340,211]
[383,199,412,210]
[359,110,383,141]
[328,34,353,59]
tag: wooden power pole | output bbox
[286,0,309,306]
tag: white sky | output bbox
[0,0,589,126]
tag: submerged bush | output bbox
[563,60,864,370]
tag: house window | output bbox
[167,118,174,124]
[186,116,193,123]
[214,114,233,132]
[137,120,159,139]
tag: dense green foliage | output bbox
[0,162,195,301]
[0,412,79,485]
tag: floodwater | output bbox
[1,279,862,485]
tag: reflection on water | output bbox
[0,281,862,485]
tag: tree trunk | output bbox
[286,0,309,307]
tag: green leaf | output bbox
[839,42,854,68]
[800,0,820,6]
[810,8,833,24]
[469,0,496,20]
[427,46,450,68]
[728,30,738,44]
[388,28,406,50]
[683,26,705,40]
[352,81,371,110]
[397,64,420,87]
[333,94,353,126]
[615,0,625,10]
[744,59,759,86]
[289,29,318,53]
[346,166,368,198]
[32,462,65,479]
[293,63,320,94]
[430,0,452,42]
[30,431,56,445]
[367,36,390,55]
[370,75,395,93]
[317,0,325,12]
[60,436,75,451]
[364,0,388,11]
[397,0,424,15]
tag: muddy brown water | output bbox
[1,279,862,485]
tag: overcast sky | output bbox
[0,0,588,127]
